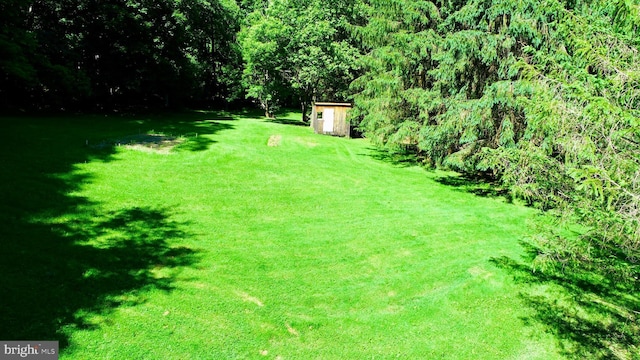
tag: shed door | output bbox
[322,108,335,132]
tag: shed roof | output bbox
[314,102,352,107]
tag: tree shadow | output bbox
[491,243,640,359]
[265,117,308,126]
[362,148,512,200]
[0,115,206,349]
[257,108,306,126]
[172,121,235,152]
[433,173,512,201]
[186,108,264,121]
[85,113,235,154]
[362,148,423,168]
[1,205,199,347]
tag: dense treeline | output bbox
[0,0,241,110]
[349,2,640,356]
[350,0,640,288]
[0,0,361,112]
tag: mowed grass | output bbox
[0,111,561,359]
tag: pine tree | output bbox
[352,0,640,290]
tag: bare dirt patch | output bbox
[91,134,184,154]
[267,135,282,147]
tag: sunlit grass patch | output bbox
[0,111,564,359]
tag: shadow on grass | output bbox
[363,148,423,168]
[0,114,218,349]
[85,113,235,154]
[1,205,199,346]
[266,117,307,126]
[362,148,512,200]
[187,108,264,121]
[197,107,306,126]
[433,173,512,201]
[491,243,640,359]
[256,109,306,126]
[172,121,234,152]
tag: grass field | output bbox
[0,111,563,359]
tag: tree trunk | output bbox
[264,100,272,118]
[301,101,308,123]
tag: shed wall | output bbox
[311,103,351,137]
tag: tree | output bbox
[240,0,361,120]
[239,14,290,117]
[0,0,38,102]
[351,0,640,286]
[0,0,242,110]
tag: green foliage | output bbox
[0,0,242,110]
[0,0,38,86]
[239,14,290,116]
[239,0,361,119]
[352,0,640,324]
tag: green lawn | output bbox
[0,111,562,359]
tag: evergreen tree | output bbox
[352,0,640,290]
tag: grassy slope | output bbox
[0,112,560,359]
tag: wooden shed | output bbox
[311,102,352,137]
